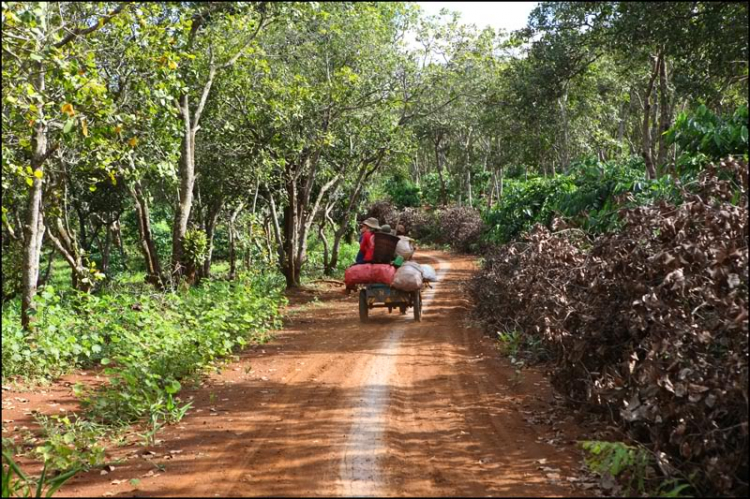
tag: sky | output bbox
[416,2,538,34]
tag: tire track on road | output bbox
[340,255,449,496]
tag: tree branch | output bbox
[54,3,129,48]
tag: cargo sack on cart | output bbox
[392,261,423,291]
[344,263,395,287]
[420,264,438,282]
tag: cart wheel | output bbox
[399,305,407,314]
[359,289,369,323]
[413,291,422,322]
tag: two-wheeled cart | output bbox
[358,283,423,323]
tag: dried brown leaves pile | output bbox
[470,158,749,496]
[365,202,483,251]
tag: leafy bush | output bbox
[665,104,749,161]
[32,414,106,472]
[483,156,684,243]
[483,175,577,243]
[1,238,23,301]
[2,450,79,499]
[2,273,286,393]
[384,173,422,208]
[182,228,208,266]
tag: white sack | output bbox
[392,264,423,291]
[420,264,437,282]
[395,237,415,260]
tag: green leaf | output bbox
[164,380,181,394]
[100,358,111,365]
[63,119,75,134]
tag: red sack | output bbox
[370,264,396,285]
[344,264,395,286]
[345,264,373,286]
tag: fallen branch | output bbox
[312,279,345,285]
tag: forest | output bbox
[2,2,748,497]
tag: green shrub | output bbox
[2,450,79,499]
[384,173,422,208]
[2,274,286,392]
[665,104,748,163]
[482,156,684,244]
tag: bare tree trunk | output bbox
[37,248,56,289]
[488,170,497,209]
[296,174,338,275]
[656,53,673,172]
[434,133,448,206]
[22,56,50,328]
[228,202,245,280]
[47,217,92,292]
[171,126,197,280]
[318,223,329,272]
[642,53,660,180]
[200,197,223,280]
[559,85,570,170]
[617,88,632,144]
[129,181,164,287]
[101,221,113,275]
[113,219,127,270]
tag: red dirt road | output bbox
[3,252,591,497]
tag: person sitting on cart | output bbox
[347,217,380,295]
[354,217,380,264]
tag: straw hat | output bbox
[362,217,380,229]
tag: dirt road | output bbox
[15,252,590,497]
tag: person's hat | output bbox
[362,217,380,229]
[380,224,392,233]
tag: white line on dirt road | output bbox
[340,254,450,496]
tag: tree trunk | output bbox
[656,53,673,172]
[200,198,223,280]
[642,53,660,180]
[171,126,197,280]
[559,85,570,170]
[113,219,127,270]
[129,181,164,287]
[21,58,49,328]
[296,171,338,278]
[617,88,632,144]
[434,134,448,206]
[318,223,329,272]
[46,217,92,293]
[101,221,113,275]
[228,202,245,280]
[488,170,497,209]
[37,248,56,289]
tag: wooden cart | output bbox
[358,283,422,323]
